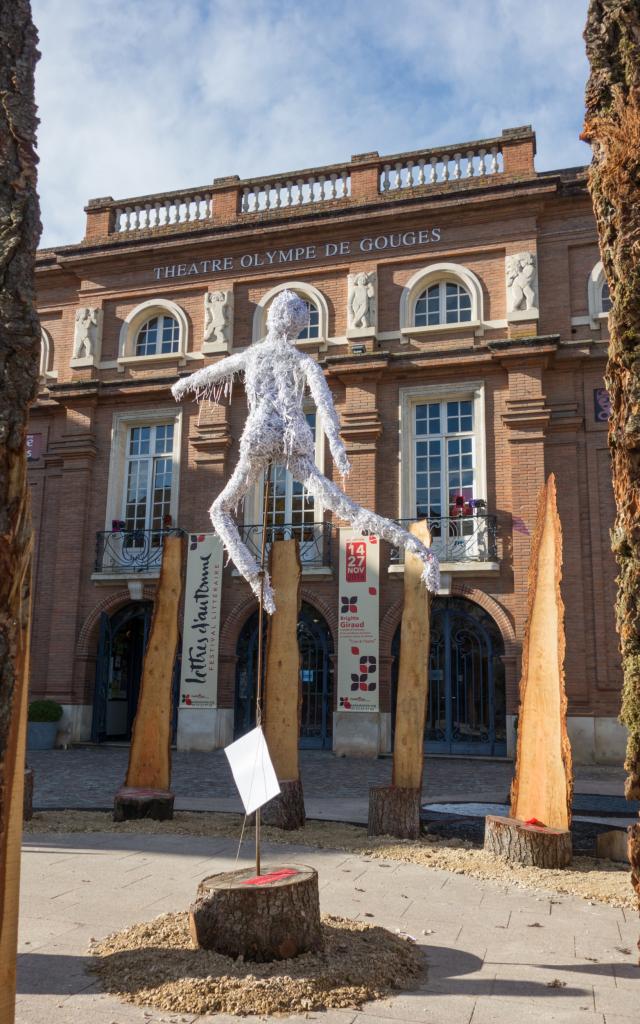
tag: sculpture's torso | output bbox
[240,339,314,461]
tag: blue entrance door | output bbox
[392,596,506,756]
[234,602,333,748]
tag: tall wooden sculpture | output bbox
[114,534,184,821]
[369,521,432,839]
[263,539,305,829]
[485,475,573,867]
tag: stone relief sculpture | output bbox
[203,289,233,350]
[71,307,103,363]
[348,271,376,330]
[172,290,439,613]
[506,252,538,314]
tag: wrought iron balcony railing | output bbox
[94,528,184,574]
[389,514,498,565]
[240,522,332,569]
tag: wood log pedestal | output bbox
[484,815,572,868]
[113,786,175,822]
[261,779,305,830]
[368,786,422,840]
[189,863,322,961]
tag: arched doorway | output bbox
[234,601,334,748]
[391,596,506,756]
[91,601,181,742]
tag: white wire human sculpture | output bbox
[172,290,439,613]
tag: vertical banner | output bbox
[179,533,224,709]
[338,530,380,713]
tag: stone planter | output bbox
[27,721,59,750]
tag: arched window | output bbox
[297,298,320,340]
[414,281,472,327]
[252,281,329,347]
[601,281,612,314]
[118,299,188,367]
[135,314,180,356]
[400,263,484,339]
[588,261,612,327]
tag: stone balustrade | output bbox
[241,169,351,213]
[380,144,502,192]
[83,126,534,241]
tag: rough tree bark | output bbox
[583,1,640,937]
[0,3,41,1021]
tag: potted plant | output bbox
[27,699,63,750]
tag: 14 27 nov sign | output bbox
[345,540,367,583]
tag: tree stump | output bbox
[484,815,572,868]
[261,779,305,830]
[189,863,322,961]
[113,786,174,822]
[368,786,422,839]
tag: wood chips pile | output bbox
[88,912,424,1016]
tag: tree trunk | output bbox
[263,540,304,829]
[114,535,183,820]
[510,475,573,831]
[583,0,640,949]
[0,4,41,1022]
[369,522,431,839]
[484,815,572,868]
[262,779,305,830]
[368,785,422,839]
[189,863,322,960]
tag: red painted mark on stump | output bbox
[242,869,298,886]
[525,818,546,827]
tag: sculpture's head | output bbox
[266,290,308,343]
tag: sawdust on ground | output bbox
[25,809,636,909]
[89,912,424,1016]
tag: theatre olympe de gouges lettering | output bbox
[30,125,623,762]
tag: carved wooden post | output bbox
[262,539,305,829]
[485,475,573,867]
[114,534,184,821]
[369,521,432,838]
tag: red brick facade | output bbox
[29,126,623,762]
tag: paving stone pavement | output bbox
[17,829,639,1024]
[27,748,626,822]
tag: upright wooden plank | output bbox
[392,521,432,790]
[0,569,31,1024]
[125,534,184,790]
[510,475,573,829]
[264,540,301,781]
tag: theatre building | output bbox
[30,124,623,762]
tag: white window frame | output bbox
[117,298,189,370]
[104,406,183,535]
[399,381,488,565]
[399,263,485,341]
[588,261,611,329]
[251,281,329,350]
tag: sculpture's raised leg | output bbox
[289,456,439,592]
[209,454,277,612]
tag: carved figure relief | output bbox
[348,272,376,330]
[203,290,233,350]
[72,307,103,364]
[506,252,538,314]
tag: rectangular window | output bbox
[401,385,487,563]
[124,422,175,535]
[264,411,316,536]
[413,399,474,518]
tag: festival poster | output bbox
[179,533,224,709]
[337,530,380,713]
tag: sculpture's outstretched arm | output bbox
[302,355,352,477]
[171,350,247,403]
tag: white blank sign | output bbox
[224,726,280,815]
